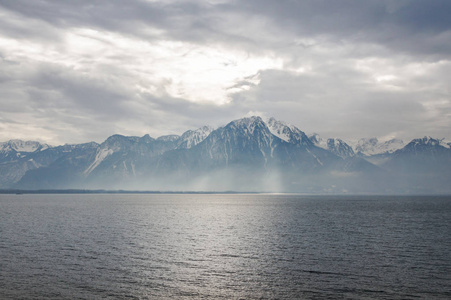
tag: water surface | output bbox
[0,194,450,299]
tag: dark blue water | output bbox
[0,194,450,299]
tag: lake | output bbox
[0,194,450,299]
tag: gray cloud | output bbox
[234,0,451,59]
[232,59,450,141]
[0,0,449,145]
[1,0,450,58]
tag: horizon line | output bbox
[1,189,450,197]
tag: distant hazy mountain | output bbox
[309,135,355,159]
[354,138,405,156]
[380,137,451,194]
[0,140,50,163]
[384,137,451,174]
[0,142,98,188]
[1,117,450,194]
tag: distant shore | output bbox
[0,189,261,195]
[1,189,450,196]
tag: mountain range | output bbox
[1,116,450,194]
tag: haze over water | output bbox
[1,194,450,299]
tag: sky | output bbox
[0,0,450,145]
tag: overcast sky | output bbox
[0,0,450,145]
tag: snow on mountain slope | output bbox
[226,116,270,137]
[264,117,312,145]
[84,148,114,175]
[378,139,405,153]
[399,136,451,153]
[309,133,328,149]
[326,138,355,158]
[309,134,354,158]
[310,135,405,157]
[266,117,292,142]
[0,140,49,153]
[354,138,404,156]
[225,116,274,145]
[187,116,276,166]
[384,136,451,175]
[439,138,450,149]
[177,126,214,149]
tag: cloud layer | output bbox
[0,0,450,144]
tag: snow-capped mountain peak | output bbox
[440,138,451,149]
[309,133,328,149]
[264,117,312,145]
[327,138,355,158]
[354,138,404,156]
[266,117,292,142]
[379,138,405,153]
[309,134,354,158]
[415,136,438,145]
[0,139,49,153]
[408,136,447,148]
[227,116,267,135]
[177,125,214,149]
[393,136,451,158]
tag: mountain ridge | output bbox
[1,117,450,194]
